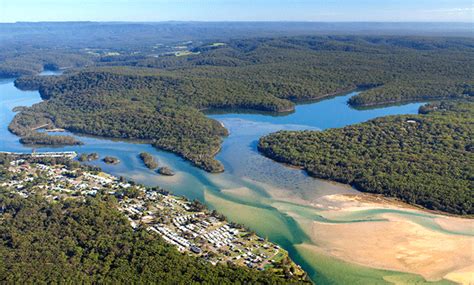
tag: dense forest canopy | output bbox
[9,35,474,172]
[2,21,469,78]
[258,102,474,215]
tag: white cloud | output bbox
[427,7,474,13]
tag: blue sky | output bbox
[0,0,473,22]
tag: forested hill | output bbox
[10,36,474,172]
[1,22,472,77]
[11,35,474,108]
[258,102,474,215]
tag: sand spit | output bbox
[301,194,474,284]
[205,175,474,284]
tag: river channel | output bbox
[1,73,471,284]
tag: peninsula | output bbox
[258,101,473,215]
[9,36,473,172]
[0,152,308,283]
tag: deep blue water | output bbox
[208,92,422,129]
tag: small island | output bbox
[139,152,158,169]
[157,166,175,176]
[78,152,99,162]
[103,156,120,165]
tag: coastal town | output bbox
[0,151,306,280]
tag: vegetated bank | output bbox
[18,133,83,146]
[9,36,473,172]
[258,101,474,215]
[7,106,83,146]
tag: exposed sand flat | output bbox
[443,264,474,285]
[213,177,474,284]
[317,193,422,212]
[435,217,474,235]
[306,215,473,282]
[294,194,474,284]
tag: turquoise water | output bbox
[0,76,467,284]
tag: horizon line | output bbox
[1,20,473,24]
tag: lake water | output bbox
[0,75,467,284]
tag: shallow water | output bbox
[0,75,467,284]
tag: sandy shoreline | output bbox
[206,176,474,284]
[291,194,474,284]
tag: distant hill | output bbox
[1,22,472,47]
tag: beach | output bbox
[292,194,474,284]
